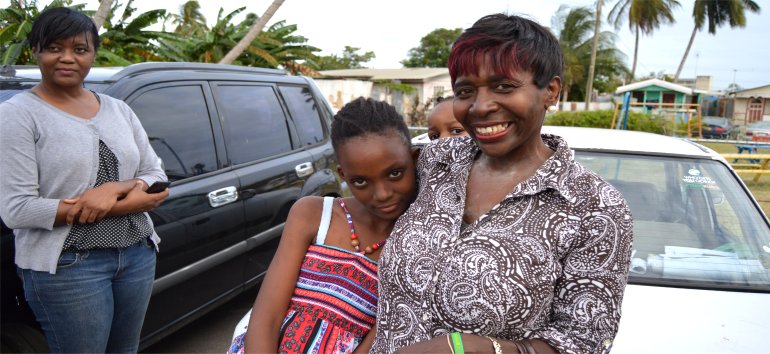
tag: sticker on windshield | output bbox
[682,168,716,188]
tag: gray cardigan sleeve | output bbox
[0,103,60,230]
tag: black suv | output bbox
[0,62,344,351]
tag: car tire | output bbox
[0,323,49,353]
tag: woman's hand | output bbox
[109,181,169,216]
[65,181,129,224]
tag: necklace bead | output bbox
[337,199,387,255]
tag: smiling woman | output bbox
[371,14,634,354]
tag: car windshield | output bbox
[575,151,770,292]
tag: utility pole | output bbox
[585,0,602,111]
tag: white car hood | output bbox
[613,284,770,353]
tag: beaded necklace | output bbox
[337,199,386,254]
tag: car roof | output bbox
[5,67,123,82]
[541,126,719,159]
[3,63,288,83]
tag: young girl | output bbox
[426,96,468,141]
[227,97,418,354]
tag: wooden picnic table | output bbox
[721,153,770,182]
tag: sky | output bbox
[6,0,769,91]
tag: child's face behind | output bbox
[427,101,468,140]
[336,131,416,222]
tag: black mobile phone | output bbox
[146,181,170,194]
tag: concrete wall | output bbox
[558,101,615,112]
[313,79,373,112]
[314,76,452,118]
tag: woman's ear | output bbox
[411,146,421,163]
[546,76,562,107]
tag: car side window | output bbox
[128,85,218,181]
[215,85,292,165]
[280,85,325,146]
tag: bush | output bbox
[544,110,668,134]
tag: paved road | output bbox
[142,287,258,353]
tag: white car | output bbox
[240,128,770,353]
[541,126,770,353]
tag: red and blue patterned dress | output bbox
[228,197,379,354]
[277,245,378,353]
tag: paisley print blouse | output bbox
[371,135,634,354]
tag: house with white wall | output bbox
[730,84,770,124]
[314,68,451,123]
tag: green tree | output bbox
[401,28,461,68]
[170,0,207,37]
[96,0,170,65]
[220,0,284,65]
[245,19,320,75]
[165,6,249,63]
[552,5,628,102]
[0,0,81,65]
[316,46,375,70]
[584,0,602,109]
[674,0,760,80]
[157,6,319,74]
[608,0,680,81]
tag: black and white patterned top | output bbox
[63,140,152,251]
[371,135,634,354]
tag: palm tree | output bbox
[171,0,207,37]
[220,0,284,65]
[674,0,760,81]
[250,20,320,75]
[183,6,246,63]
[92,0,113,30]
[584,0,602,110]
[553,5,628,103]
[554,6,593,104]
[608,0,680,81]
[96,0,169,65]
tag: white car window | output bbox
[576,152,770,290]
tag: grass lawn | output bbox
[700,141,770,216]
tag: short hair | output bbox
[28,7,101,52]
[448,13,562,89]
[331,97,411,152]
[434,95,454,107]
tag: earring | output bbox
[547,105,558,113]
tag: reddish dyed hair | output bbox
[448,13,563,89]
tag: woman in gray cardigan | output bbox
[0,8,168,353]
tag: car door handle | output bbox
[208,186,238,208]
[295,162,314,178]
